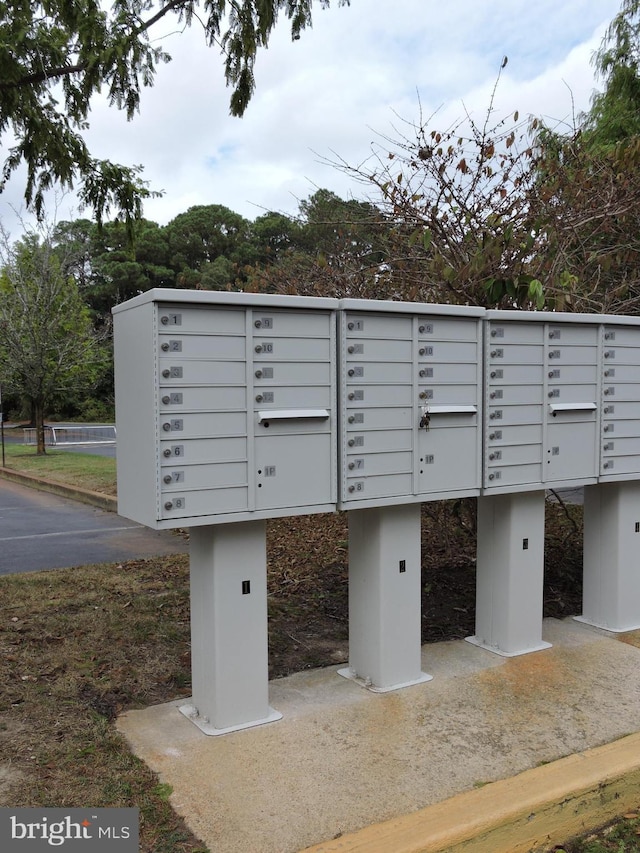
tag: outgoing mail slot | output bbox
[158,306,245,335]
[548,402,597,419]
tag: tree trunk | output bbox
[34,400,46,455]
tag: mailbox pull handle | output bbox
[548,402,597,414]
[426,405,477,415]
[257,409,329,423]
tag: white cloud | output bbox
[0,0,622,235]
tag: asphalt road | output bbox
[0,477,188,575]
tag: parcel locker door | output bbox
[254,431,332,510]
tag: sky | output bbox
[0,0,624,236]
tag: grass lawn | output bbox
[1,440,117,495]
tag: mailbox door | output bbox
[600,324,640,480]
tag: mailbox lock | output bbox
[348,438,356,447]
[604,350,613,358]
[163,448,172,457]
[604,424,611,432]
[160,315,169,325]
[162,422,171,432]
[490,350,498,357]
[348,369,356,377]
[488,473,496,481]
[348,484,356,492]
[489,453,497,460]
[255,369,263,378]
[163,474,172,484]
[162,369,171,378]
[162,395,171,404]
[418,347,427,356]
[490,371,497,378]
[348,462,356,470]
[254,319,262,328]
[348,345,356,354]
[419,391,429,400]
[164,501,173,510]
[548,351,556,359]
[489,391,497,399]
[604,406,612,414]
[255,394,263,403]
[347,322,355,330]
[348,415,356,423]
[604,461,612,469]
[255,344,263,353]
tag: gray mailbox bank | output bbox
[114,291,640,734]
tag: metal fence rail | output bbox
[23,425,117,446]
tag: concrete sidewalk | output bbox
[117,617,640,853]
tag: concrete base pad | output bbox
[117,618,640,853]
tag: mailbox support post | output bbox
[338,504,432,691]
[577,482,640,632]
[179,521,282,735]
[467,490,551,656]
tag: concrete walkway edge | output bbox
[303,733,640,853]
[0,466,117,512]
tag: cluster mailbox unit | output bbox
[113,290,640,735]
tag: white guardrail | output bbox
[23,425,116,446]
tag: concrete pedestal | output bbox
[467,490,551,656]
[180,522,281,735]
[339,504,432,691]
[577,482,640,632]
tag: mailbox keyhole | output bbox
[399,560,406,574]
[523,538,529,550]
[242,581,251,595]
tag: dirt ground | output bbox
[266,496,583,679]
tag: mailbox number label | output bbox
[169,366,183,378]
[256,317,273,329]
[173,497,186,509]
[170,444,184,457]
[170,419,183,431]
[264,466,277,477]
